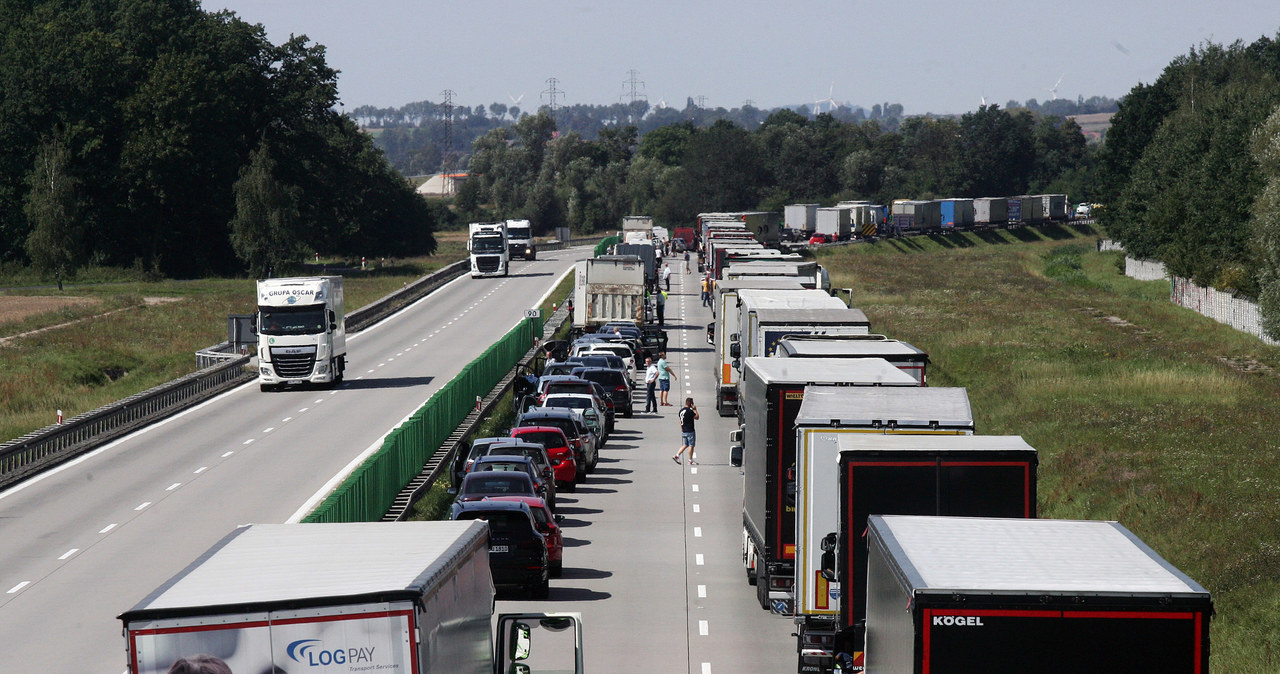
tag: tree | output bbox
[24,133,83,290]
[1251,104,1280,338]
[229,141,303,278]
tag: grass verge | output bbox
[822,225,1277,671]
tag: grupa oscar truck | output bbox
[119,522,585,674]
[256,276,346,391]
[862,516,1212,673]
[737,358,919,614]
[469,222,509,277]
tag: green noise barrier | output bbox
[303,313,544,523]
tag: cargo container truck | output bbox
[938,199,974,230]
[256,276,346,391]
[775,335,929,384]
[738,358,919,612]
[119,522,584,674]
[504,218,536,259]
[711,284,811,415]
[735,307,871,366]
[699,211,782,246]
[862,515,1212,674]
[713,248,803,280]
[573,255,647,334]
[468,222,509,277]
[815,207,852,241]
[672,226,697,250]
[973,197,1008,226]
[1011,195,1043,224]
[723,261,831,291]
[786,204,820,234]
[890,200,941,234]
[846,204,884,238]
[795,432,1034,673]
[614,242,658,285]
[1039,193,1069,221]
[1006,196,1023,223]
[621,215,654,239]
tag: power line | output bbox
[695,95,708,108]
[541,77,563,111]
[620,69,647,104]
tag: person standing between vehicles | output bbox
[662,262,672,292]
[655,287,666,326]
[684,250,691,273]
[657,352,677,406]
[673,397,699,465]
[643,357,660,414]
[699,274,710,307]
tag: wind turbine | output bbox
[814,81,837,114]
[507,92,525,106]
[1044,74,1064,100]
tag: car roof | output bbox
[473,455,535,466]
[520,407,577,418]
[484,495,552,511]
[540,374,587,383]
[573,367,625,375]
[453,499,533,515]
[460,471,534,485]
[511,425,569,438]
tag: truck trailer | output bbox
[573,255,647,333]
[256,276,346,391]
[119,522,584,674]
[738,358,919,613]
[786,204,820,233]
[863,515,1212,674]
[710,280,806,414]
[722,261,831,291]
[815,207,852,241]
[775,335,929,384]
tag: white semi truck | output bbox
[469,222,510,277]
[505,218,537,260]
[255,276,346,391]
[119,522,585,674]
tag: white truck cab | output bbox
[469,222,510,277]
[256,276,345,391]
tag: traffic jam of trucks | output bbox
[210,208,1210,673]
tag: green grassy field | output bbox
[815,225,1278,670]
[0,241,469,442]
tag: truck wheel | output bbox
[756,566,771,610]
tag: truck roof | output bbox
[833,434,1035,454]
[750,307,870,326]
[736,288,844,310]
[714,278,806,293]
[778,337,925,358]
[795,385,973,427]
[743,357,918,387]
[870,515,1210,597]
[120,522,487,620]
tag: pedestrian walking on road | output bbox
[673,397,699,465]
[657,352,677,406]
[662,262,672,292]
[655,288,666,326]
[643,357,660,414]
[700,274,710,307]
[684,250,691,273]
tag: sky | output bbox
[205,0,1280,116]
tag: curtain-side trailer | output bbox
[864,516,1212,674]
[738,358,919,613]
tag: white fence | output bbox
[1125,257,1169,281]
[1170,277,1278,345]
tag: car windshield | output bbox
[545,397,592,410]
[259,306,326,335]
[547,382,592,395]
[527,417,578,438]
[463,474,532,495]
[515,431,565,449]
[457,511,524,534]
[476,461,528,473]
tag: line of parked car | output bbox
[443,319,667,598]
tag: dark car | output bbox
[571,366,633,418]
[483,442,556,506]
[452,436,522,490]
[470,455,554,510]
[516,408,598,475]
[564,355,613,371]
[455,470,537,503]
[485,496,564,577]
[541,361,580,377]
[510,426,578,490]
[451,500,549,597]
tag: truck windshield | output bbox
[259,306,326,335]
[508,226,531,239]
[472,236,506,253]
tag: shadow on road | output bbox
[586,476,632,486]
[337,376,435,390]
[590,465,632,476]
[547,587,612,601]
[567,486,616,495]
[561,536,590,548]
[560,567,613,580]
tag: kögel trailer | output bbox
[119,522,584,674]
[863,516,1212,674]
[738,358,919,613]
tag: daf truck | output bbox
[505,219,536,260]
[469,222,509,277]
[863,516,1212,673]
[737,358,919,613]
[119,522,584,674]
[256,276,346,391]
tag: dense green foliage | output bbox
[0,0,435,279]
[457,106,1092,234]
[1097,35,1280,303]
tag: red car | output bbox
[486,495,565,577]
[510,426,577,491]
[808,233,834,245]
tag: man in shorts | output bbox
[657,351,677,406]
[673,397,699,465]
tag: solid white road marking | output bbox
[134,502,151,511]
[698,584,707,598]
[99,524,117,534]
[58,549,79,560]
[7,582,29,594]
[165,483,181,491]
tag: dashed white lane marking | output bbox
[694,527,702,537]
[6,582,29,594]
[242,439,254,446]
[691,484,699,492]
[134,502,151,511]
[165,483,181,491]
[695,553,705,565]
[281,417,293,423]
[58,548,79,560]
[314,399,324,404]
[194,466,208,474]
[699,620,709,636]
[702,663,712,674]
[698,584,707,598]
[396,352,404,357]
[299,407,309,413]
[378,362,386,367]
[221,451,234,458]
[263,427,275,434]
[692,504,700,513]
[367,369,375,374]
[691,467,698,475]
[99,523,117,534]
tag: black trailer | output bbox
[864,515,1212,674]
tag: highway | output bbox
[0,248,796,673]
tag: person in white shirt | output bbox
[643,357,660,414]
[662,263,672,291]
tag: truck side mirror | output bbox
[729,343,740,359]
[508,622,532,661]
[820,532,838,581]
[329,309,337,331]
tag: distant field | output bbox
[818,224,1278,671]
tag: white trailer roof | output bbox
[743,357,917,386]
[833,434,1034,454]
[737,288,844,310]
[752,308,869,325]
[715,279,806,293]
[871,515,1209,597]
[795,386,972,427]
[124,522,487,614]
[779,338,924,358]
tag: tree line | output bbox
[452,105,1093,235]
[2,0,437,281]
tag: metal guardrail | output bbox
[0,259,473,491]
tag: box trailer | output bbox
[775,335,929,384]
[119,522,584,674]
[710,280,805,413]
[786,204,820,233]
[573,255,647,331]
[938,199,974,230]
[738,359,919,612]
[723,261,830,291]
[738,307,872,364]
[815,207,852,240]
[863,516,1212,674]
[1040,193,1069,221]
[973,197,1008,226]
[614,242,658,284]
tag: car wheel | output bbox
[624,405,633,418]
[551,560,563,578]
[575,468,586,483]
[531,573,550,599]
[562,480,577,493]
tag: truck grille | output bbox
[476,256,501,272]
[270,346,317,378]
